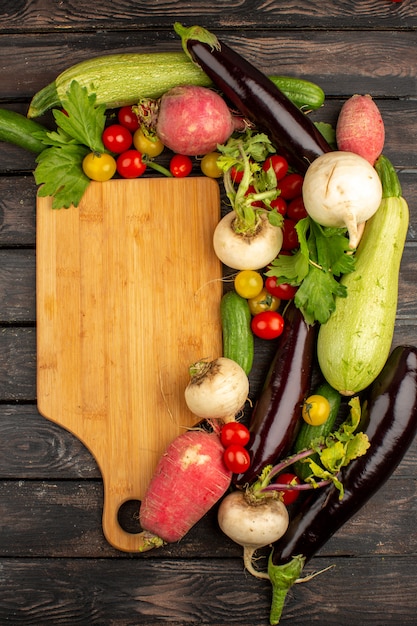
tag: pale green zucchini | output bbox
[317,155,409,396]
[28,51,212,118]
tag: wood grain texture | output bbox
[1,555,417,625]
[1,30,417,101]
[36,177,222,552]
[1,2,417,623]
[0,0,416,32]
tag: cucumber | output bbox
[220,290,254,376]
[0,108,50,154]
[317,155,409,395]
[28,50,326,118]
[269,75,325,111]
[292,382,341,481]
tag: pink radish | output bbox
[154,85,243,155]
[137,429,232,551]
[336,94,385,165]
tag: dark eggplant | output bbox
[174,23,332,174]
[234,302,317,486]
[267,345,417,624]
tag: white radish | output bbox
[218,490,289,579]
[185,357,249,422]
[302,150,382,249]
[213,210,283,270]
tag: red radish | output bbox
[336,94,385,165]
[138,429,232,549]
[155,85,243,155]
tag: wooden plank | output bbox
[1,453,417,557]
[0,0,416,33]
[1,320,417,403]
[2,403,417,480]
[1,555,417,625]
[0,250,35,322]
[0,404,100,478]
[0,327,36,399]
[1,31,417,101]
[2,243,417,326]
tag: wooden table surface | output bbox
[1,1,417,624]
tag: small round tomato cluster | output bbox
[233,269,297,340]
[263,155,307,251]
[82,105,196,182]
[220,422,251,474]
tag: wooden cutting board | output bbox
[36,177,223,552]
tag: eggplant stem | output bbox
[268,554,305,625]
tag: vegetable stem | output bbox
[268,554,305,624]
[174,22,221,60]
[144,157,173,177]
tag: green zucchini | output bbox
[292,382,341,481]
[28,52,213,118]
[269,75,325,111]
[28,50,326,118]
[220,290,254,375]
[0,108,50,154]
[317,155,409,395]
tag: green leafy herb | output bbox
[35,143,90,209]
[33,80,107,209]
[266,217,356,324]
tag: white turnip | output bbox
[213,210,283,270]
[138,429,232,549]
[155,85,243,155]
[214,133,283,270]
[302,150,382,249]
[218,489,289,579]
[184,357,249,422]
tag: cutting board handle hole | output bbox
[117,499,142,534]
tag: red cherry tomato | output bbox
[282,218,299,251]
[223,444,251,474]
[262,155,289,181]
[251,310,284,340]
[118,106,140,132]
[102,124,133,154]
[170,154,193,178]
[265,276,298,300]
[220,422,250,448]
[274,472,301,505]
[286,196,308,222]
[230,164,244,183]
[116,149,147,178]
[270,196,287,216]
[279,173,304,200]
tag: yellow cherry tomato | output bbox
[302,394,331,426]
[234,270,264,299]
[82,152,117,182]
[248,288,280,315]
[133,129,164,157]
[200,152,222,178]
